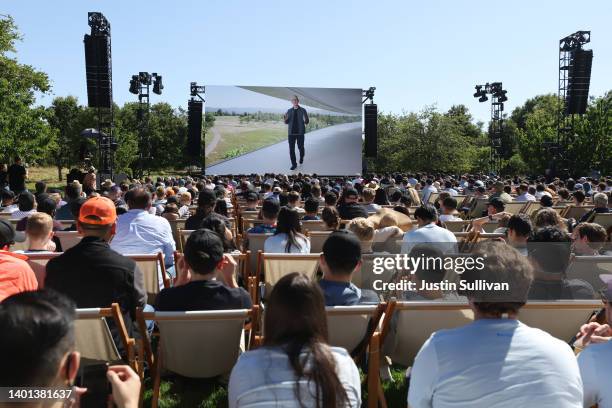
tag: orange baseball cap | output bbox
[78,196,117,225]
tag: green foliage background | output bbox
[1,16,610,178]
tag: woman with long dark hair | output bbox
[264,207,310,253]
[214,198,230,218]
[228,273,361,407]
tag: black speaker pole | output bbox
[188,82,206,174]
[556,30,592,175]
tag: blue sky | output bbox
[3,0,611,125]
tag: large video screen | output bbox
[204,86,363,174]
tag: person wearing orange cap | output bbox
[45,196,146,351]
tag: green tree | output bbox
[47,96,86,180]
[0,16,52,164]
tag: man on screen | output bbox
[284,95,309,170]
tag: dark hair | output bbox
[414,204,437,223]
[18,192,35,211]
[540,194,553,207]
[37,195,57,217]
[261,199,280,220]
[264,273,349,408]
[184,229,224,275]
[200,214,237,251]
[321,207,339,230]
[390,190,402,202]
[275,207,305,252]
[35,181,47,195]
[528,226,572,274]
[69,198,87,219]
[442,196,457,210]
[322,230,361,275]
[214,198,229,218]
[304,197,319,214]
[572,190,586,203]
[324,192,337,206]
[0,290,76,386]
[373,189,390,205]
[507,214,532,238]
[127,188,151,209]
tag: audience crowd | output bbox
[1,168,611,407]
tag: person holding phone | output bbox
[283,95,309,170]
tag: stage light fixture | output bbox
[473,85,483,98]
[138,72,152,85]
[479,95,488,102]
[129,75,139,94]
[153,74,163,95]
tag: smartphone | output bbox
[77,363,112,407]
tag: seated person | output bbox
[302,197,320,221]
[408,241,583,408]
[321,206,340,231]
[324,191,338,208]
[11,191,37,221]
[506,214,532,255]
[17,212,56,254]
[318,230,379,306]
[229,273,361,407]
[361,187,381,213]
[0,290,141,408]
[62,197,86,231]
[200,213,240,254]
[264,207,310,254]
[337,188,368,220]
[0,219,37,302]
[527,226,595,300]
[45,197,146,344]
[402,245,450,301]
[156,229,252,311]
[577,277,612,408]
[244,191,259,211]
[402,205,457,254]
[438,196,462,223]
[247,199,279,234]
[177,192,192,218]
[579,192,610,223]
[572,222,607,255]
[287,191,305,214]
[347,217,376,254]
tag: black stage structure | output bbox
[473,82,508,174]
[83,12,115,181]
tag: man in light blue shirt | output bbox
[408,242,583,408]
[110,188,176,279]
[401,205,457,254]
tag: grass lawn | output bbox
[142,366,408,407]
[205,128,287,166]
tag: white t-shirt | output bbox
[229,345,360,408]
[439,214,462,223]
[264,233,310,254]
[401,223,457,254]
[578,340,612,408]
[408,319,583,408]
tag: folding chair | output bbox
[137,307,259,408]
[168,219,186,248]
[523,202,542,217]
[255,252,320,303]
[591,213,612,230]
[563,205,594,220]
[126,253,170,305]
[504,202,528,215]
[468,198,488,218]
[178,229,194,253]
[75,303,137,371]
[245,233,273,280]
[308,230,333,253]
[301,220,327,233]
[444,220,471,233]
[54,231,82,251]
[326,303,392,408]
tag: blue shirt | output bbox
[110,209,176,267]
[319,279,362,306]
[247,224,276,234]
